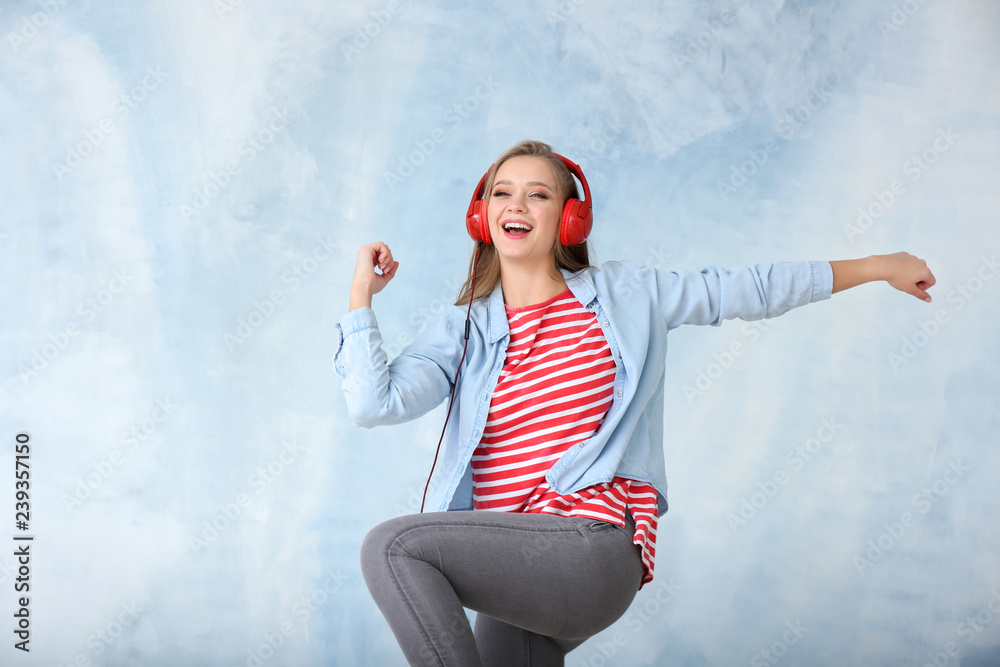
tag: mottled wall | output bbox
[1,0,998,665]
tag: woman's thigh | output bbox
[363,509,644,642]
[473,612,577,667]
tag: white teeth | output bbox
[504,222,531,232]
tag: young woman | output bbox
[335,140,935,666]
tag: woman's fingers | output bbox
[885,252,935,302]
[354,242,399,295]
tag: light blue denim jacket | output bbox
[334,259,833,517]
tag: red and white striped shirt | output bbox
[471,288,658,588]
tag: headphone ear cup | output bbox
[466,169,493,245]
[466,199,492,244]
[560,198,593,247]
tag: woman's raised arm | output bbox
[335,242,461,428]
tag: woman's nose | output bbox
[507,195,526,211]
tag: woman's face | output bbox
[486,156,564,268]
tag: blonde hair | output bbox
[454,140,592,305]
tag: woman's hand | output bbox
[830,252,936,302]
[879,251,936,302]
[350,242,399,311]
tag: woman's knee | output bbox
[360,515,409,582]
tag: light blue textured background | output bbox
[1,1,999,665]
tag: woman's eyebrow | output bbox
[493,179,554,190]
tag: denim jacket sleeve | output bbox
[333,307,464,428]
[652,260,833,329]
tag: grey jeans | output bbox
[360,509,645,666]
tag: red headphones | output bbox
[465,153,593,247]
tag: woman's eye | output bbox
[490,189,548,199]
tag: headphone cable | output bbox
[420,242,484,513]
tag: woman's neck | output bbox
[499,260,568,309]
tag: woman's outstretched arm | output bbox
[831,252,935,302]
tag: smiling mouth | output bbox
[502,221,532,238]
